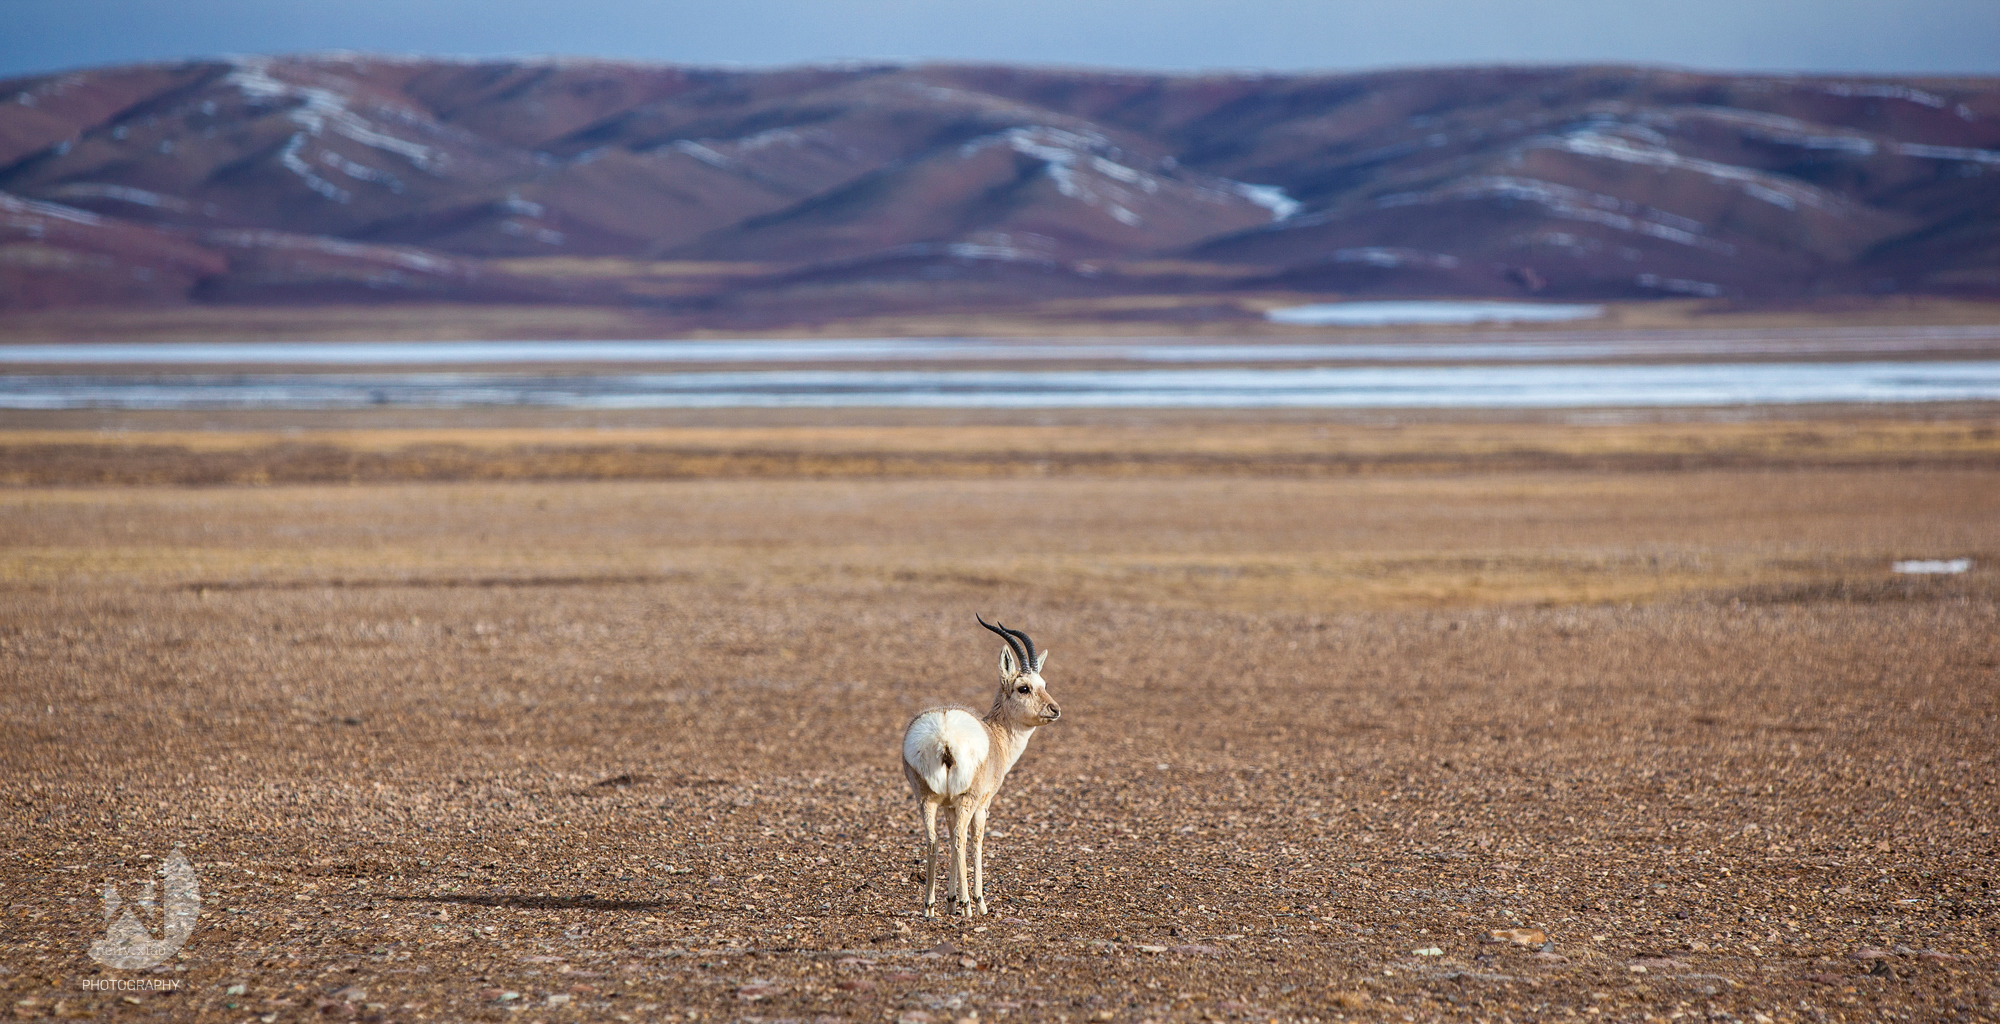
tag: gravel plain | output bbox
[2,411,1996,1024]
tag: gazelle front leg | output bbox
[921,798,943,918]
[972,804,990,916]
[950,802,977,918]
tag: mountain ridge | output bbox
[3,54,1996,322]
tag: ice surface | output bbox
[1265,301,1603,326]
[1891,558,1972,574]
[7,362,1997,411]
[6,328,1996,368]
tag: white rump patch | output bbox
[903,709,989,797]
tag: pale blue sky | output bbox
[4,0,1998,79]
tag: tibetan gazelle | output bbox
[900,616,1062,918]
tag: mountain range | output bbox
[2,55,1997,323]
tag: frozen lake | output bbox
[1265,301,1605,326]
[6,362,1999,410]
[2,326,1996,367]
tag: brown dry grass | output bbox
[1,414,1996,1023]
[0,468,1993,609]
[2,294,1995,342]
[5,413,1998,488]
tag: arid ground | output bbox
[2,406,1997,1024]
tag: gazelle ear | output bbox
[1033,649,1048,673]
[997,646,1018,677]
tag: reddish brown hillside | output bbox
[1,56,1996,314]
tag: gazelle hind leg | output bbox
[950,802,976,918]
[920,798,942,918]
[972,805,989,916]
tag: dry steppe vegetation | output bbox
[5,297,2000,345]
[2,406,1996,1023]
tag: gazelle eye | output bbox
[1016,685,1031,694]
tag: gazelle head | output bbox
[980,615,1061,728]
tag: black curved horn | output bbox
[1003,624,1038,668]
[977,614,1028,667]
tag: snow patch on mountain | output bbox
[1818,82,1948,108]
[975,126,1155,226]
[846,238,1064,267]
[1232,182,1301,221]
[1329,247,1460,269]
[1,191,108,226]
[1637,273,1723,297]
[47,183,192,212]
[672,141,736,169]
[207,229,471,274]
[958,126,1293,229]
[1543,129,1845,213]
[279,133,352,204]
[1377,176,1733,254]
[1896,142,2000,165]
[320,150,406,193]
[225,57,445,203]
[1673,106,1879,155]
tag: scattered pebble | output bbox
[9,509,1988,1024]
[1486,927,1547,947]
[1630,957,1691,970]
[736,980,783,1001]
